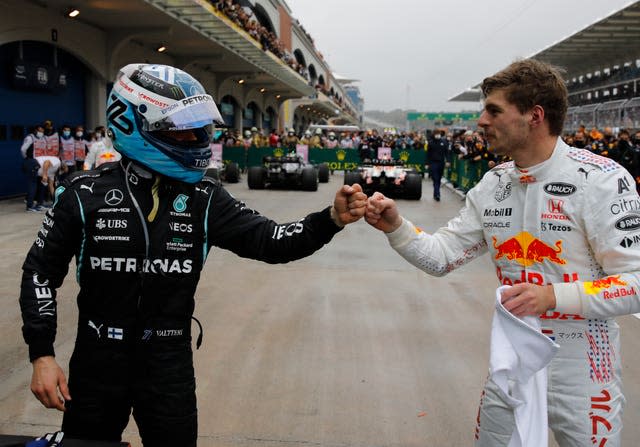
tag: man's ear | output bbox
[529,105,545,128]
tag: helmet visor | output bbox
[144,94,224,131]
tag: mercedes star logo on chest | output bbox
[105,189,124,206]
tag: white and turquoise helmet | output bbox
[107,64,224,183]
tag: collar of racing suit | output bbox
[506,137,566,184]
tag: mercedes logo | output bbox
[105,189,124,206]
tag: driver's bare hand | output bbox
[500,283,556,317]
[332,184,367,226]
[31,356,71,411]
[365,192,402,233]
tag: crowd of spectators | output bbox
[210,0,308,79]
[433,124,640,194]
[209,0,356,120]
[562,125,640,190]
[214,127,427,153]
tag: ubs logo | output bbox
[96,218,127,230]
[105,189,124,206]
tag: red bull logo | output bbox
[583,275,628,295]
[519,174,536,184]
[492,231,566,267]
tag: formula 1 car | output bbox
[344,157,422,200]
[248,153,318,191]
[206,158,240,183]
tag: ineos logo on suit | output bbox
[105,189,124,206]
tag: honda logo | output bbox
[548,199,563,214]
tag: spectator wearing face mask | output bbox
[282,128,299,151]
[21,125,47,159]
[43,120,59,157]
[340,132,353,148]
[58,124,76,181]
[300,130,313,146]
[20,125,48,211]
[310,128,324,148]
[325,132,338,149]
[73,125,90,170]
[572,130,587,149]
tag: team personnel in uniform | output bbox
[59,124,77,181]
[19,63,367,447]
[73,125,89,171]
[426,129,448,201]
[365,59,640,446]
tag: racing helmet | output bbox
[107,63,224,183]
[244,130,251,138]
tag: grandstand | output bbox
[450,0,640,132]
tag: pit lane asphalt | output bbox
[1,173,639,447]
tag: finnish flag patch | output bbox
[107,327,124,340]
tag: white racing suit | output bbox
[385,138,640,446]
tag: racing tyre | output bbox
[344,170,360,186]
[301,167,318,191]
[404,173,422,200]
[225,162,240,183]
[318,163,330,183]
[248,166,266,189]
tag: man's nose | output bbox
[477,111,489,127]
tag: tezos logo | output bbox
[544,182,576,196]
[173,194,189,213]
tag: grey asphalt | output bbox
[1,173,639,446]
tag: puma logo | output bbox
[88,320,103,338]
[80,182,95,194]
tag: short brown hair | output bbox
[481,59,568,136]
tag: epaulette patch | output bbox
[568,148,619,172]
[490,161,514,173]
[201,176,221,187]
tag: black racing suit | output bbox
[19,159,343,446]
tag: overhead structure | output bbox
[530,0,640,80]
[449,0,640,103]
